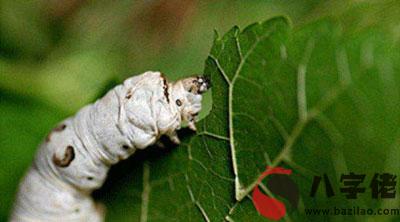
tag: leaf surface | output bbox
[86,16,400,221]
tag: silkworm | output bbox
[10,71,210,222]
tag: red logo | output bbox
[252,166,298,220]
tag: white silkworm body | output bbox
[10,71,210,222]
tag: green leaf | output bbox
[96,15,400,222]
[226,18,400,221]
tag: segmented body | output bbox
[11,71,210,222]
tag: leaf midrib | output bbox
[211,27,353,203]
[229,27,276,201]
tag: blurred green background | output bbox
[1,0,399,221]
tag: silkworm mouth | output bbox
[196,75,211,94]
[181,75,212,94]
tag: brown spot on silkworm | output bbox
[176,99,182,106]
[122,145,130,150]
[87,177,93,181]
[125,89,133,99]
[54,124,67,131]
[53,145,75,168]
[160,73,170,103]
[46,124,67,142]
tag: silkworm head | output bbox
[171,75,211,130]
